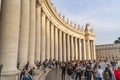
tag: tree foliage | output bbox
[114,37,120,43]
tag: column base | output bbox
[1,70,20,80]
[29,63,36,68]
[19,64,26,70]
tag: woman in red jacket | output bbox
[114,67,120,80]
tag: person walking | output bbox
[103,64,112,80]
[61,61,66,80]
[94,65,103,80]
[114,66,120,80]
[85,63,93,80]
[67,65,74,80]
[75,64,83,80]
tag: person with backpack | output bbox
[75,64,83,80]
[103,64,112,80]
[67,65,74,80]
[85,63,93,80]
[61,61,66,80]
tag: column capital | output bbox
[47,18,50,22]
[55,26,58,30]
[42,12,46,15]
[36,0,41,6]
[36,4,41,8]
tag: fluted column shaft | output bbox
[63,33,66,61]
[59,30,62,62]
[83,39,86,60]
[71,36,74,60]
[41,12,46,62]
[55,27,58,60]
[35,4,41,62]
[90,41,93,60]
[75,38,78,60]
[67,35,70,61]
[51,24,55,59]
[0,0,1,12]
[0,0,20,79]
[93,40,96,59]
[46,19,50,60]
[86,40,91,60]
[18,0,30,69]
[28,0,36,66]
[78,39,82,60]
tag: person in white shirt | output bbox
[95,65,103,80]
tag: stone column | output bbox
[41,12,46,62]
[83,39,86,60]
[93,40,96,59]
[0,0,1,12]
[58,30,62,62]
[46,19,50,60]
[18,0,30,69]
[75,38,78,60]
[0,0,20,80]
[63,33,66,61]
[55,27,58,60]
[90,41,93,60]
[86,40,91,60]
[71,36,74,60]
[28,0,36,66]
[67,35,70,61]
[51,23,55,59]
[78,39,82,60]
[35,4,41,62]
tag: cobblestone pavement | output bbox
[45,69,93,80]
[45,68,69,80]
[45,68,87,80]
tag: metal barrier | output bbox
[0,65,3,80]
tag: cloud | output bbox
[52,0,120,44]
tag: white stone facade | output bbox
[96,43,120,61]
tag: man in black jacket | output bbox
[61,62,66,80]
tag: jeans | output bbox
[95,77,102,80]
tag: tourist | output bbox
[75,63,83,80]
[22,71,32,80]
[28,67,36,76]
[61,61,66,80]
[55,60,58,69]
[67,65,74,80]
[20,68,26,80]
[103,64,112,80]
[114,66,120,80]
[52,58,56,67]
[85,63,93,80]
[25,61,29,70]
[94,65,103,80]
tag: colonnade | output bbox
[0,0,96,80]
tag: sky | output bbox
[51,0,120,45]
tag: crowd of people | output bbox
[19,61,41,80]
[19,58,120,80]
[60,60,120,80]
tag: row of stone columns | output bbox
[0,0,96,80]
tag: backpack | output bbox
[103,71,110,79]
[67,68,73,75]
